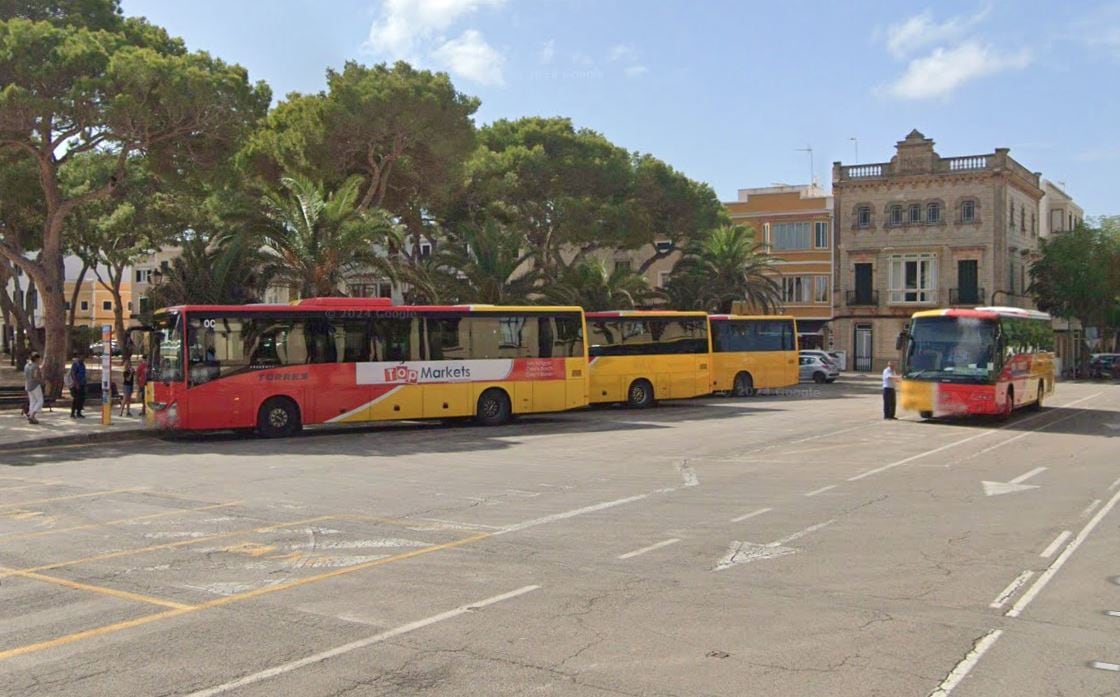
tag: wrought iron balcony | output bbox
[846,290,878,306]
[950,287,984,306]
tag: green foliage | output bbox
[540,258,655,311]
[0,0,122,31]
[147,233,270,308]
[1030,221,1120,332]
[664,224,782,313]
[426,221,539,304]
[243,61,478,223]
[459,117,724,274]
[260,175,401,299]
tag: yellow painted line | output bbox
[0,501,242,544]
[7,569,194,610]
[0,516,337,580]
[0,487,144,511]
[0,531,492,662]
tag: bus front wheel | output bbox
[476,389,512,426]
[257,397,301,438]
[627,379,655,409]
[732,372,756,397]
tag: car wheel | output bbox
[813,372,826,384]
[731,372,755,397]
[627,379,655,409]
[475,388,512,426]
[257,397,301,438]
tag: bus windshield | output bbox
[904,316,997,382]
[150,312,184,383]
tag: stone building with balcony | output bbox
[832,130,1044,371]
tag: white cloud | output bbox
[367,0,505,56]
[882,6,991,58]
[433,29,506,86]
[608,44,638,62]
[884,41,1030,100]
[540,39,556,64]
[624,65,649,77]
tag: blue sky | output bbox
[121,0,1119,216]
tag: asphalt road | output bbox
[0,379,1118,697]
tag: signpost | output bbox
[101,324,111,426]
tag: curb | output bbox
[0,428,159,454]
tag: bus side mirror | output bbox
[895,331,908,351]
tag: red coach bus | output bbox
[898,306,1056,419]
[145,299,588,436]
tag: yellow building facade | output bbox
[724,185,833,350]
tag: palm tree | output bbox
[541,258,655,310]
[261,175,401,299]
[434,221,539,304]
[147,233,273,308]
[664,224,782,313]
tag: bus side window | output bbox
[373,317,414,362]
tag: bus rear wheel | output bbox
[257,397,301,438]
[475,388,512,426]
[627,379,655,409]
[1027,380,1045,412]
[732,372,756,397]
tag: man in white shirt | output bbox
[882,360,898,420]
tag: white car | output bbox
[799,355,839,384]
[800,350,840,371]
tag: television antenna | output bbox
[796,146,814,185]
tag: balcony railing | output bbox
[846,290,879,306]
[949,287,984,306]
[942,156,989,172]
[839,163,889,179]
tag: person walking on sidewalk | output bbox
[68,354,87,418]
[882,360,899,420]
[120,358,135,417]
[24,352,43,425]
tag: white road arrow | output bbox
[983,467,1047,497]
[713,519,834,571]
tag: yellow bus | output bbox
[585,311,711,408]
[708,315,799,396]
[146,298,589,436]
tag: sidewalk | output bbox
[0,407,153,453]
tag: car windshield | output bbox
[149,312,183,383]
[904,316,997,382]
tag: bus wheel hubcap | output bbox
[270,410,288,428]
[483,399,499,417]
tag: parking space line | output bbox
[0,501,242,544]
[0,487,144,510]
[0,531,493,662]
[1007,488,1120,618]
[928,629,1003,697]
[6,568,194,610]
[183,585,541,697]
[618,538,680,560]
[1039,530,1071,558]
[1079,499,1102,518]
[0,515,337,580]
[989,570,1034,608]
[1089,661,1120,672]
[805,484,837,497]
[730,507,772,523]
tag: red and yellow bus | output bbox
[708,315,799,396]
[585,311,711,408]
[146,299,588,435]
[898,306,1055,419]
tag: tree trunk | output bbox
[109,263,129,358]
[39,215,68,399]
[68,260,89,334]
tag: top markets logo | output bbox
[382,364,472,384]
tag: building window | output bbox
[856,206,872,228]
[65,301,71,311]
[889,206,903,227]
[814,276,829,303]
[135,269,151,284]
[1031,212,1036,236]
[814,221,829,248]
[613,259,632,273]
[102,300,112,311]
[889,254,937,304]
[781,276,813,304]
[772,222,813,249]
[657,271,671,289]
[908,204,921,224]
[1020,205,1026,232]
[961,200,976,223]
[926,203,941,224]
[80,300,89,312]
[1009,202,1015,229]
[139,297,151,314]
[127,301,133,312]
[418,241,433,258]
